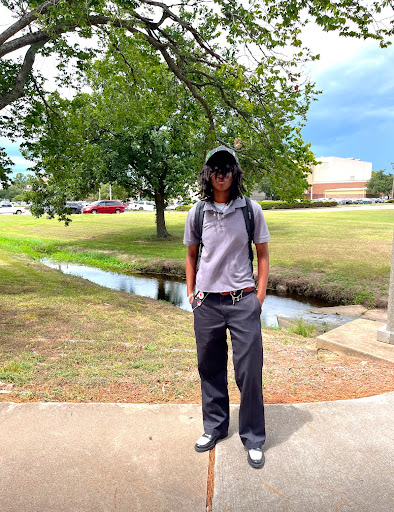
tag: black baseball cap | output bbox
[205,145,239,165]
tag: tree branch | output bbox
[138,0,223,62]
[112,44,138,84]
[0,0,63,46]
[156,45,215,133]
[0,43,46,110]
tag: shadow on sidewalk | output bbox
[263,404,314,452]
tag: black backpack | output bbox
[193,197,255,269]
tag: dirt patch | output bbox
[2,330,392,404]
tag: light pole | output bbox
[392,173,394,199]
[377,232,394,344]
[391,164,394,199]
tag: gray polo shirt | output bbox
[183,197,270,293]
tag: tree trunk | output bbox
[155,190,170,238]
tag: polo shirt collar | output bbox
[203,196,246,215]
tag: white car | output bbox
[166,202,182,210]
[0,203,26,214]
[128,200,156,211]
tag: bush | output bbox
[257,200,337,210]
[175,204,192,211]
[258,201,285,210]
[11,194,25,202]
[311,201,338,208]
[175,200,339,211]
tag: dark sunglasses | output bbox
[210,168,233,178]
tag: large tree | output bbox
[1,1,393,186]
[1,1,392,111]
[21,39,205,235]
[366,169,394,198]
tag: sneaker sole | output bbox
[247,452,265,469]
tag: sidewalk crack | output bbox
[206,448,215,512]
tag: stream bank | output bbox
[42,259,386,333]
[53,253,387,309]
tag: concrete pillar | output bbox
[377,231,394,344]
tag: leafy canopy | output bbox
[366,170,394,197]
[1,0,393,201]
[21,37,206,232]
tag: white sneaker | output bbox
[247,447,265,469]
[194,432,228,452]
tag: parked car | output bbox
[166,201,182,210]
[0,203,25,214]
[81,200,125,214]
[128,200,156,211]
[65,201,84,214]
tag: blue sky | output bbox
[302,41,394,172]
[1,6,394,176]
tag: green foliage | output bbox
[0,147,13,186]
[12,172,31,189]
[0,172,31,200]
[257,200,337,210]
[22,40,205,232]
[256,175,281,201]
[175,205,192,211]
[1,0,393,210]
[366,170,394,197]
[288,318,315,338]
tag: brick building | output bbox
[305,157,372,199]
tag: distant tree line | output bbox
[366,170,394,199]
[0,172,31,201]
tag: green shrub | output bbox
[258,201,284,210]
[174,200,338,211]
[257,200,337,210]
[311,201,338,207]
[175,204,192,211]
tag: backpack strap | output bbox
[242,197,255,270]
[194,201,205,269]
[194,200,205,242]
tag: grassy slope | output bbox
[0,248,198,402]
[0,208,393,305]
[1,248,393,403]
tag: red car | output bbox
[81,200,125,214]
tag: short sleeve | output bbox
[183,204,200,246]
[251,201,270,244]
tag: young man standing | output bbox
[183,146,270,469]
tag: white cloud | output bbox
[0,138,34,174]
[12,156,34,167]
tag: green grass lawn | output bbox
[1,209,393,403]
[1,247,393,404]
[0,248,198,402]
[0,208,393,306]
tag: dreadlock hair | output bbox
[199,152,245,203]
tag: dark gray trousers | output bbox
[193,290,265,449]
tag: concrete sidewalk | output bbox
[1,393,393,512]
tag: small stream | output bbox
[41,259,354,330]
